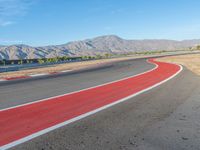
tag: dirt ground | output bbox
[157,54,200,76]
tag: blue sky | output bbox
[1,0,200,46]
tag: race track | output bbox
[1,57,200,150]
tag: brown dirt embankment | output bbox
[157,54,200,76]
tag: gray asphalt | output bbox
[0,58,154,109]
[10,65,200,150]
[2,58,200,150]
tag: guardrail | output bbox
[0,59,85,73]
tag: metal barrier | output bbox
[0,59,86,73]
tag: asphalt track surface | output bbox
[0,58,154,109]
[1,58,200,150]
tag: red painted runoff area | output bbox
[0,59,181,147]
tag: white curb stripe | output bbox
[28,73,49,77]
[60,70,72,73]
[0,79,6,82]
[0,70,73,82]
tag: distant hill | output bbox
[0,35,200,60]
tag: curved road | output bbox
[1,58,200,150]
[0,58,154,109]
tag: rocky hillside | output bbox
[0,35,200,60]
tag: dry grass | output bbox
[157,54,200,75]
[0,55,154,78]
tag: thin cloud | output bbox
[0,20,14,26]
[0,0,35,25]
[0,0,32,16]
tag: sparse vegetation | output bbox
[196,45,200,50]
[0,49,182,66]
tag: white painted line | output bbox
[0,60,158,112]
[28,73,49,77]
[0,70,72,82]
[0,79,6,82]
[60,70,72,73]
[0,63,183,150]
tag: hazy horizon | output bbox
[2,34,200,47]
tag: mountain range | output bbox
[0,35,200,60]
